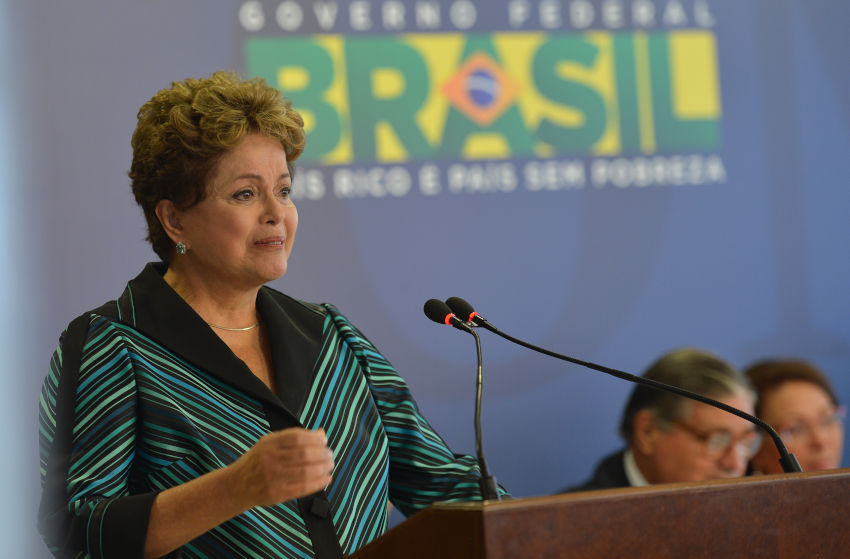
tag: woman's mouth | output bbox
[254,237,286,247]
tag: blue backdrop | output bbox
[7,0,849,555]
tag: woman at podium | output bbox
[37,71,502,559]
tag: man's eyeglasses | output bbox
[776,406,846,443]
[672,420,763,459]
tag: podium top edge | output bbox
[430,467,850,512]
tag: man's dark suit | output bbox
[561,450,631,492]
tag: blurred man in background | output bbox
[564,348,760,492]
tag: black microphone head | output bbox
[423,298,454,325]
[445,297,475,321]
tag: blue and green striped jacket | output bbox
[38,263,490,558]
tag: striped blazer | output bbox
[38,263,489,558]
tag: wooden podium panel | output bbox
[349,468,850,559]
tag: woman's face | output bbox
[751,380,844,474]
[177,133,298,290]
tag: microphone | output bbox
[423,299,474,334]
[423,299,501,500]
[444,297,803,475]
[446,296,494,329]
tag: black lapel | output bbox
[255,287,323,417]
[122,263,303,423]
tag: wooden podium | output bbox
[349,468,850,558]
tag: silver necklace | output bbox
[206,321,261,332]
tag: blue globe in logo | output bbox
[465,69,499,108]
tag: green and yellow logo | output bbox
[246,30,721,165]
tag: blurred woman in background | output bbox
[746,359,844,474]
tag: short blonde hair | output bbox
[129,71,305,261]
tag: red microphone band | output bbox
[468,311,479,322]
[443,313,455,325]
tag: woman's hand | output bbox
[145,428,333,558]
[228,428,335,508]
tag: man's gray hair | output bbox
[618,347,753,442]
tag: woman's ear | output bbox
[632,409,659,455]
[155,199,184,242]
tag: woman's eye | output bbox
[234,189,254,201]
[279,186,292,200]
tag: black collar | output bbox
[120,263,323,423]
